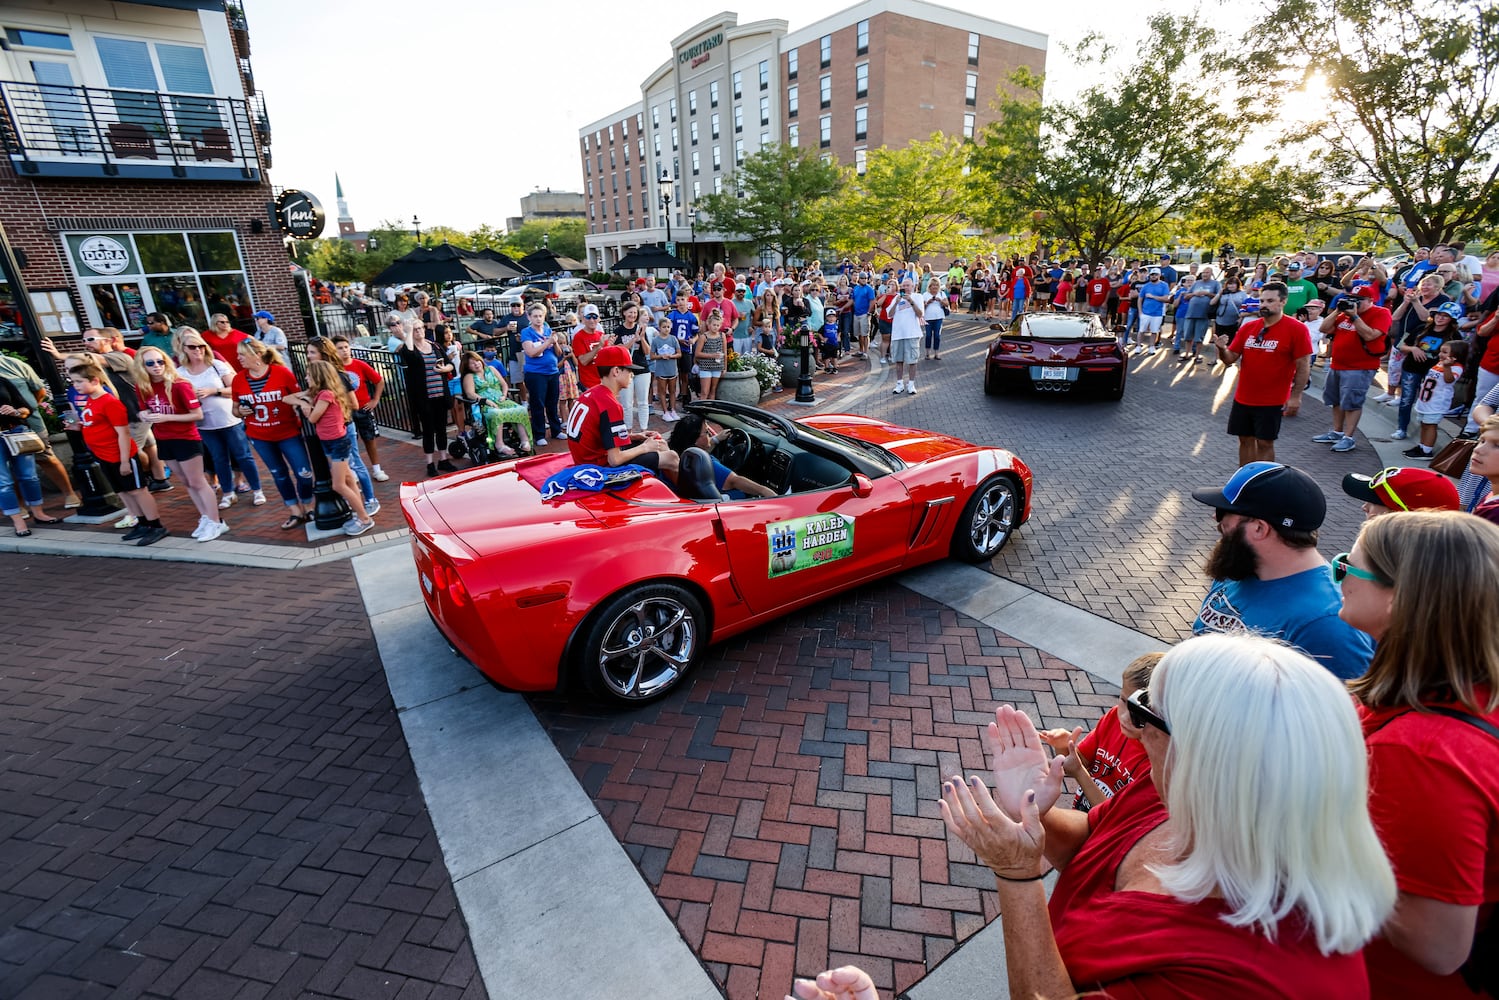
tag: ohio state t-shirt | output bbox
[79,392,136,463]
[231,365,302,441]
[1069,706,1151,811]
[566,383,629,465]
[1328,305,1392,371]
[1229,315,1313,407]
[139,379,202,441]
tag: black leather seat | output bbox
[678,447,724,501]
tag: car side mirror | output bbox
[849,473,873,498]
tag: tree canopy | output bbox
[695,143,846,265]
[969,15,1258,267]
[833,134,987,265]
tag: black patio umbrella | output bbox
[470,247,527,274]
[519,248,588,274]
[610,244,691,273]
[373,244,520,285]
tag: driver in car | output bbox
[666,413,777,499]
[566,345,678,479]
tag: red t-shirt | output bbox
[202,329,250,372]
[1360,694,1499,1000]
[1328,305,1392,371]
[1229,315,1314,407]
[1087,279,1111,307]
[566,383,629,465]
[1050,780,1371,998]
[231,365,302,441]
[1054,280,1073,306]
[1115,282,1132,315]
[1069,706,1151,811]
[79,392,136,463]
[705,298,738,330]
[572,327,607,390]
[312,389,346,442]
[138,379,202,441]
[344,357,382,408]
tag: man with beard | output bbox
[1190,462,1374,679]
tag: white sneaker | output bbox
[218,493,236,509]
[892,380,905,394]
[115,514,138,529]
[372,467,390,482]
[1147,346,1158,356]
[190,516,211,540]
[197,520,230,542]
[343,518,374,537]
[252,490,267,506]
[1368,392,1391,403]
[880,356,891,365]
[906,382,916,395]
[364,498,381,517]
[1389,429,1407,440]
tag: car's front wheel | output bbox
[577,583,706,703]
[952,474,1019,562]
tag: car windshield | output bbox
[1019,316,1110,339]
[706,407,902,475]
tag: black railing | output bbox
[285,342,416,435]
[0,80,260,180]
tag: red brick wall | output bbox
[0,171,302,340]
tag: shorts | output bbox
[889,338,921,364]
[1415,411,1444,426]
[100,454,147,494]
[1226,401,1284,442]
[1322,368,1377,410]
[852,314,870,338]
[128,420,156,452]
[155,437,203,463]
[508,358,524,387]
[320,434,353,461]
[1088,304,1108,316]
[1138,313,1163,334]
[351,407,380,442]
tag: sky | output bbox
[247,0,1252,234]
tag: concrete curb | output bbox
[0,525,410,568]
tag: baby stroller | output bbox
[446,398,499,466]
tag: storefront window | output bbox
[146,275,206,329]
[65,229,251,332]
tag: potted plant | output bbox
[719,349,778,405]
[777,326,811,389]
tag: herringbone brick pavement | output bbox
[0,554,486,1000]
[532,582,1111,1000]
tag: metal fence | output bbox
[284,341,416,435]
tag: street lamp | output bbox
[412,213,421,246]
[659,168,675,249]
[689,208,699,275]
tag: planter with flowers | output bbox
[720,349,780,405]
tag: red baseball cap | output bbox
[1352,285,1377,299]
[593,344,645,372]
[1341,467,1460,511]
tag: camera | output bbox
[1337,298,1357,311]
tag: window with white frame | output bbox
[966,72,978,106]
[788,85,798,117]
[855,148,867,175]
[689,90,697,115]
[819,114,831,147]
[690,120,698,144]
[710,112,720,139]
[820,34,831,67]
[758,60,769,90]
[759,95,770,125]
[691,150,700,174]
[734,105,743,132]
[712,145,722,169]
[856,19,869,54]
[820,74,831,108]
[854,105,867,140]
[652,105,660,128]
[963,113,975,138]
[968,32,979,65]
[735,139,745,163]
[787,47,798,79]
[788,122,799,147]
[856,62,868,98]
[709,80,719,107]
[733,70,742,98]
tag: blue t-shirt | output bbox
[668,309,698,344]
[1401,260,1436,290]
[1138,280,1171,317]
[850,284,875,316]
[1185,279,1220,319]
[1193,566,1374,680]
[521,325,559,375]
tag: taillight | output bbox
[1078,343,1117,359]
[547,293,559,300]
[996,341,1024,353]
[432,561,470,606]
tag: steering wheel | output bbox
[712,428,753,471]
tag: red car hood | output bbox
[799,413,978,464]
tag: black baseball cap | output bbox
[1191,462,1326,531]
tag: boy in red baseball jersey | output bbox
[69,362,168,545]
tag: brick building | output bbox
[0,0,302,361]
[578,0,1047,272]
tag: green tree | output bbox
[836,134,987,264]
[1181,161,1334,261]
[970,15,1257,268]
[696,143,847,265]
[423,225,472,249]
[497,219,586,262]
[1237,0,1499,249]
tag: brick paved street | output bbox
[0,554,486,1000]
[532,581,1107,1000]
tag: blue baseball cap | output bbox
[253,310,274,321]
[1191,462,1326,531]
[1434,301,1464,320]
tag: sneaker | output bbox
[115,513,139,530]
[437,460,457,473]
[190,516,211,540]
[372,467,390,482]
[906,383,917,395]
[1368,392,1391,403]
[892,381,905,394]
[536,438,547,447]
[1403,445,1433,460]
[1311,431,1343,444]
[1147,346,1158,356]
[147,477,173,493]
[880,356,891,365]
[63,494,82,509]
[251,490,267,506]
[343,518,374,537]
[197,520,230,543]
[136,525,169,547]
[121,522,149,542]
[1389,429,1408,440]
[1332,436,1357,452]
[364,498,381,517]
[218,493,237,509]
[1383,396,1399,406]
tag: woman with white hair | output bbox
[1336,510,1499,998]
[832,633,1395,999]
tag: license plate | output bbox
[1041,366,1069,380]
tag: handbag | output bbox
[2,428,45,457]
[1428,437,1477,478]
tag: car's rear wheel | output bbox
[983,364,1002,396]
[1104,365,1127,401]
[577,583,705,703]
[952,474,1019,562]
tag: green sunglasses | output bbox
[1330,552,1391,586]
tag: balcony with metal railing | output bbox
[0,80,263,182]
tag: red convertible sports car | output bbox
[400,401,1032,704]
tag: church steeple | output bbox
[335,172,355,237]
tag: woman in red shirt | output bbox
[1339,511,1499,999]
[231,339,312,530]
[927,633,1395,999]
[133,346,227,542]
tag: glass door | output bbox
[88,282,146,331]
[24,56,93,156]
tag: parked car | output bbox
[441,283,509,313]
[984,312,1127,400]
[494,278,616,318]
[401,400,1033,704]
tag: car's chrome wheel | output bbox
[953,475,1018,562]
[581,584,705,702]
